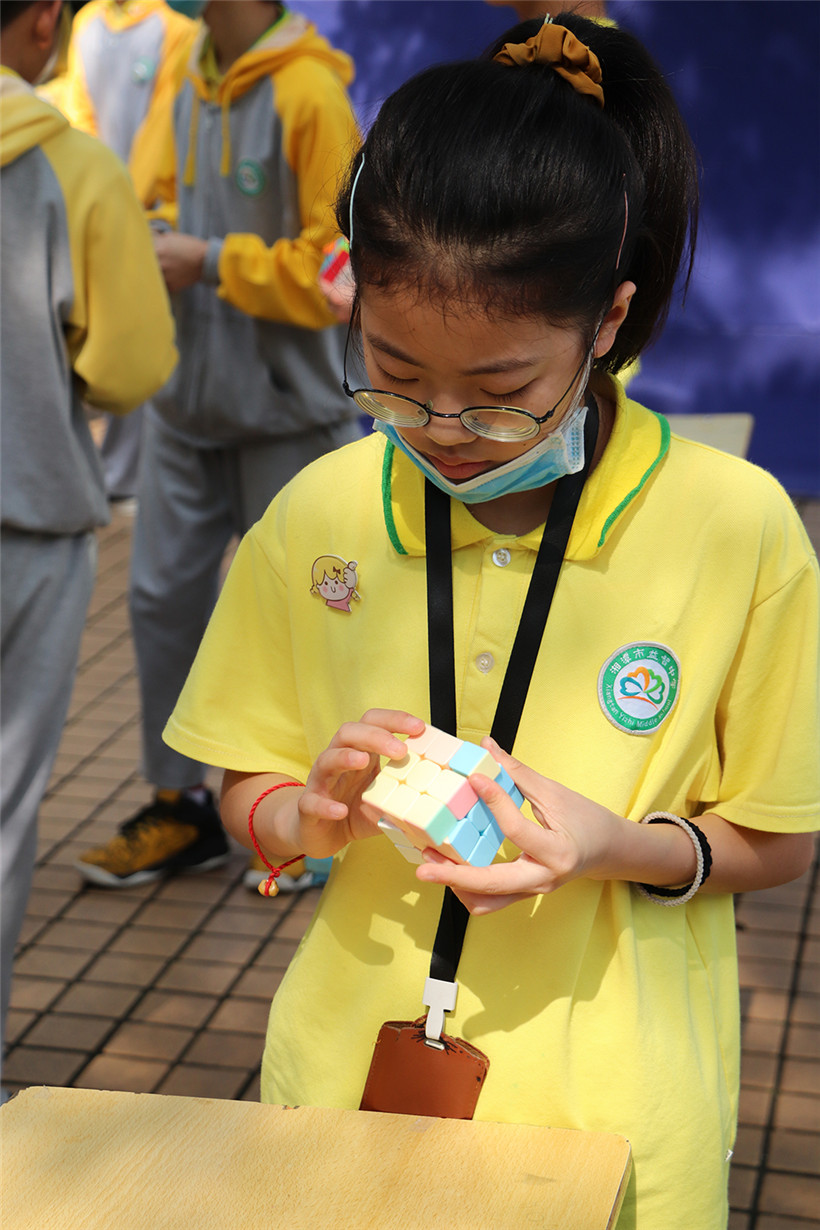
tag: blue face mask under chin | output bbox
[374,399,589,504]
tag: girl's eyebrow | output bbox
[367,332,541,377]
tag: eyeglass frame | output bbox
[341,316,600,443]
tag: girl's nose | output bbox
[423,403,478,446]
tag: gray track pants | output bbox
[1,529,96,1065]
[129,410,361,788]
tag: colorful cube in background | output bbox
[318,236,352,293]
[362,725,524,868]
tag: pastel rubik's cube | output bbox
[362,724,524,867]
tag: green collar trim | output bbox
[597,411,670,548]
[381,441,407,555]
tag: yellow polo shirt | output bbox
[165,381,819,1229]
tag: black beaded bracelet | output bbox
[636,812,713,906]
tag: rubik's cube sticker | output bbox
[362,724,524,867]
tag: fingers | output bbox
[330,710,425,760]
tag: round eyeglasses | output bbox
[342,327,595,443]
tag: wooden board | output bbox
[1,1087,631,1229]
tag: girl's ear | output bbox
[594,281,636,359]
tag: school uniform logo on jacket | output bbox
[598,642,680,733]
[235,158,266,197]
[131,56,157,85]
[310,555,360,613]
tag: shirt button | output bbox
[475,652,495,674]
[492,548,512,567]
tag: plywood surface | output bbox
[1,1087,631,1229]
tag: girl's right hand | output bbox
[298,709,425,857]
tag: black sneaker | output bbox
[75,789,230,888]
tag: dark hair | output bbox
[337,13,699,373]
[0,2,39,31]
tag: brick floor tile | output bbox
[740,1020,786,1055]
[759,1172,820,1220]
[202,906,280,938]
[26,1013,115,1052]
[2,1045,83,1086]
[156,1064,249,1100]
[14,946,92,981]
[104,1020,193,1062]
[738,959,796,993]
[799,963,820,995]
[36,919,119,951]
[731,1125,764,1168]
[130,991,218,1029]
[230,968,282,1001]
[183,933,259,965]
[83,951,167,986]
[38,797,96,822]
[58,776,120,802]
[3,1009,37,1046]
[780,1060,820,1096]
[29,865,78,892]
[8,977,66,1012]
[240,1072,261,1102]
[53,981,142,1018]
[755,1217,820,1230]
[133,901,212,931]
[156,960,236,996]
[774,1092,820,1134]
[185,1030,262,1070]
[741,1052,780,1090]
[767,1128,820,1175]
[738,1085,774,1127]
[742,989,791,1023]
[729,1163,756,1211]
[22,890,74,920]
[737,930,800,962]
[728,1213,750,1230]
[786,1025,820,1061]
[253,938,300,969]
[208,999,270,1036]
[108,927,187,959]
[792,995,820,1028]
[15,917,49,946]
[153,875,236,906]
[73,1054,169,1093]
[63,894,144,925]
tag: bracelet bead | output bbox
[247,781,305,897]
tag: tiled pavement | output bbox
[4,498,820,1230]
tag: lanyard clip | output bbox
[423,976,458,1048]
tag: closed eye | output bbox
[481,382,533,404]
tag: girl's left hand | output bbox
[415,736,628,915]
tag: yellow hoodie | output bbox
[63,0,195,208]
[148,11,360,446]
[0,69,177,533]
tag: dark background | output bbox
[297,1,820,496]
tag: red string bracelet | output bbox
[248,781,305,897]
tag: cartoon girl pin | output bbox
[311,555,360,613]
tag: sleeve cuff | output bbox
[202,238,224,286]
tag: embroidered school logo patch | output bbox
[131,55,157,85]
[235,158,266,197]
[598,642,680,733]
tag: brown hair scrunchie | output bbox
[493,20,604,108]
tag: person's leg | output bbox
[1,529,95,1080]
[76,412,232,887]
[99,405,145,502]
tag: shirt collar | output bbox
[381,376,669,559]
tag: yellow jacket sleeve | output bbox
[216,62,360,329]
[130,16,196,210]
[62,2,99,137]
[53,133,177,412]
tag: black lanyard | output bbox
[425,398,599,982]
